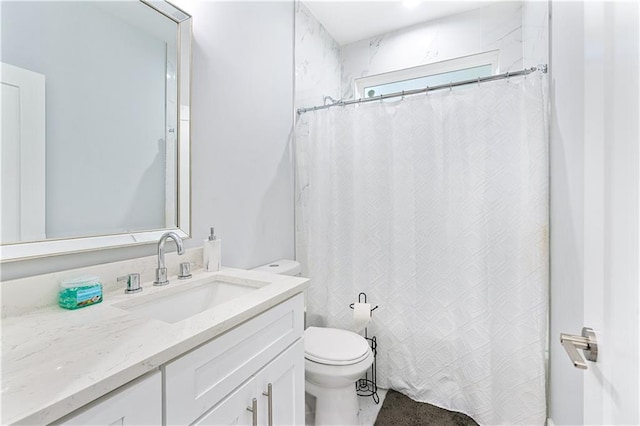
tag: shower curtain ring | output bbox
[425,86,429,96]
[506,71,510,82]
[449,82,452,91]
[401,90,405,100]
[379,94,384,103]
[477,77,480,87]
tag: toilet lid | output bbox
[304,327,370,366]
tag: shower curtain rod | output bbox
[297,64,548,115]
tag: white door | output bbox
[1,62,46,243]
[550,1,640,425]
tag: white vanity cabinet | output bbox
[56,371,162,425]
[2,266,309,426]
[164,294,305,426]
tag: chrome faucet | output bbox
[154,231,185,286]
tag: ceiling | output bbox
[303,1,493,46]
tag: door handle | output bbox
[560,327,598,369]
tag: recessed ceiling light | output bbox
[403,0,421,9]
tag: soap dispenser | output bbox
[203,227,221,272]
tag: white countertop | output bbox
[1,268,308,425]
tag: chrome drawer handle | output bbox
[246,398,258,426]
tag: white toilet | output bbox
[304,326,374,426]
[252,260,374,426]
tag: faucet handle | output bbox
[178,262,192,280]
[118,273,142,294]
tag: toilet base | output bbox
[305,380,360,426]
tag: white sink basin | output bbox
[114,279,259,323]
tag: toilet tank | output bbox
[251,259,301,276]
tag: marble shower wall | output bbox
[295,2,540,106]
[522,1,549,69]
[340,2,524,100]
[295,1,341,110]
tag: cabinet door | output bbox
[193,377,257,426]
[256,340,305,426]
[56,371,161,425]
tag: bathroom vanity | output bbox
[1,266,308,425]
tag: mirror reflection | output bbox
[1,1,186,246]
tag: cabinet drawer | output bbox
[192,376,257,426]
[165,294,304,425]
[55,371,161,425]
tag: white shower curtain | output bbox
[295,75,548,425]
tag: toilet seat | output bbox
[304,327,370,366]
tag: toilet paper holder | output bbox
[349,292,380,404]
[349,292,379,315]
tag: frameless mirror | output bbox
[0,0,191,261]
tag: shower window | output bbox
[355,50,499,99]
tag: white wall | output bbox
[1,1,295,280]
[180,0,295,270]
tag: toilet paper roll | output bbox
[353,302,371,332]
